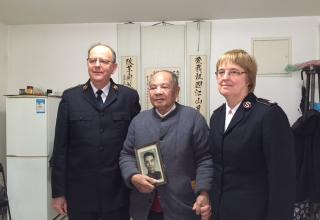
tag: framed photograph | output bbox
[135,141,167,186]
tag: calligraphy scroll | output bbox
[121,56,138,89]
[190,55,207,117]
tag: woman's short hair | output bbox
[216,49,257,93]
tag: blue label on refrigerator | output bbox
[36,99,45,113]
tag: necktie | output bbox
[96,90,103,106]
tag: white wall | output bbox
[0,22,8,166]
[211,16,320,124]
[7,23,117,95]
[4,16,320,126]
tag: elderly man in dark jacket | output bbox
[120,70,213,220]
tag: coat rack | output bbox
[300,64,320,114]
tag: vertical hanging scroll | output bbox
[117,23,141,91]
[121,56,138,88]
[186,21,211,118]
[190,55,207,114]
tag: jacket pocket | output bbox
[70,112,93,121]
[112,112,131,129]
[69,112,94,139]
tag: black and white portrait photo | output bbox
[135,142,167,185]
[143,151,162,180]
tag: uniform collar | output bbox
[226,102,241,115]
[90,81,111,97]
[81,79,119,110]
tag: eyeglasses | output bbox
[87,58,113,66]
[215,69,246,77]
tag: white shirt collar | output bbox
[90,81,111,103]
[155,104,176,118]
[225,102,241,116]
[224,102,241,131]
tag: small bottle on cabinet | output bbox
[26,86,33,95]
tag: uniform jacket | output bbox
[209,93,295,220]
[120,104,213,220]
[50,79,141,212]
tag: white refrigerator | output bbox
[5,95,61,220]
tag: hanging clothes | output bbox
[292,110,320,203]
[292,64,320,220]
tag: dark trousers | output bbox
[68,206,130,220]
[148,211,164,220]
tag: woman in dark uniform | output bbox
[209,49,295,220]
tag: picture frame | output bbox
[252,37,292,75]
[134,141,167,186]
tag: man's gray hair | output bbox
[150,70,179,87]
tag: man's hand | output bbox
[52,196,68,216]
[131,174,157,193]
[192,191,212,220]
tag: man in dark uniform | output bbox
[143,151,162,180]
[50,43,141,220]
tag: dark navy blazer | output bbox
[50,79,141,212]
[209,93,295,220]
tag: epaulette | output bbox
[120,84,133,89]
[115,83,139,91]
[256,98,276,106]
[63,84,80,92]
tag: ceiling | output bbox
[0,0,319,25]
